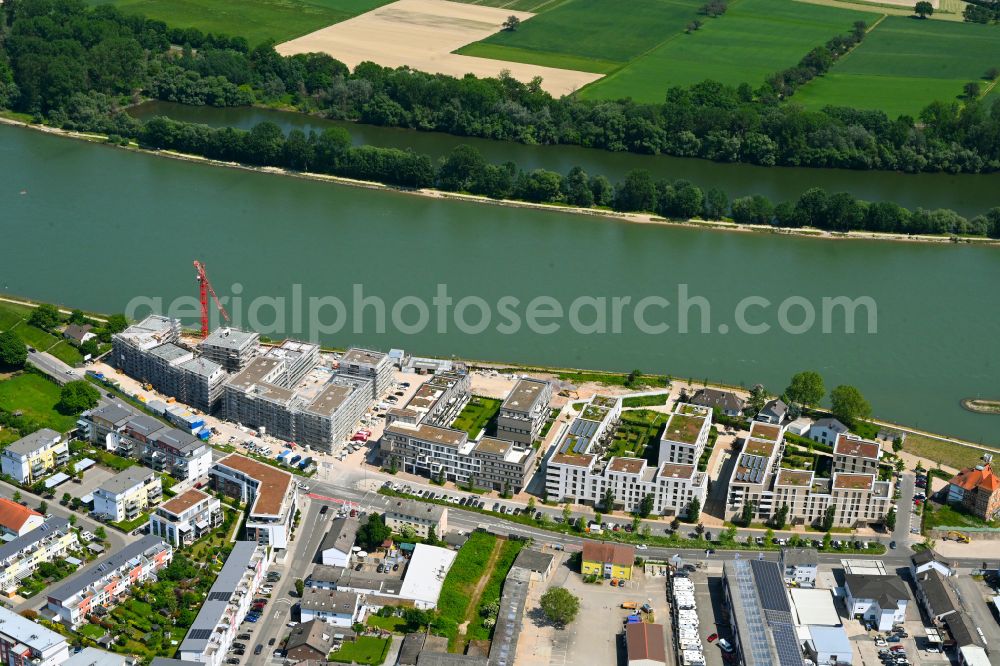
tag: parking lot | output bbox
[548,568,668,666]
[689,568,734,666]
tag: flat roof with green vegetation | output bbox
[0,373,79,433]
[450,396,501,438]
[456,0,704,74]
[85,0,391,46]
[663,413,705,444]
[580,0,878,102]
[580,404,610,422]
[792,17,1000,118]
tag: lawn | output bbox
[366,614,406,632]
[85,0,392,46]
[456,0,703,73]
[901,432,987,471]
[0,301,33,332]
[450,397,502,439]
[78,624,107,640]
[622,393,670,408]
[329,636,390,665]
[0,373,78,432]
[435,532,498,648]
[466,538,525,641]
[923,502,1000,531]
[581,0,879,102]
[607,409,667,460]
[792,17,1000,117]
[9,321,60,352]
[47,341,83,367]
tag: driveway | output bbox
[893,472,915,545]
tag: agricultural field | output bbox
[791,17,1000,118]
[580,0,879,102]
[455,0,705,74]
[85,0,391,46]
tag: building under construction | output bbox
[112,316,227,413]
[198,327,259,372]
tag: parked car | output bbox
[718,639,734,653]
[268,638,276,646]
[254,645,263,656]
[707,634,718,643]
[926,648,940,654]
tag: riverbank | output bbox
[3,291,994,467]
[3,115,998,248]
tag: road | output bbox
[894,471,916,546]
[26,349,81,385]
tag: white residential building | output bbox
[496,378,553,446]
[299,589,360,626]
[809,418,849,446]
[319,518,359,568]
[383,499,448,538]
[0,498,44,538]
[0,428,69,484]
[149,488,223,546]
[47,536,172,627]
[658,403,712,466]
[780,548,818,586]
[844,574,909,631]
[0,517,78,593]
[0,606,70,666]
[179,542,269,666]
[93,466,162,523]
[210,455,296,549]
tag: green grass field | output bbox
[0,373,78,433]
[452,0,571,10]
[580,0,878,101]
[0,302,32,331]
[791,17,1000,117]
[8,321,59,353]
[456,0,704,73]
[85,0,391,46]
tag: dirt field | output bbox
[275,0,602,96]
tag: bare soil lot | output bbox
[275,0,602,96]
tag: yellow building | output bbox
[582,541,635,580]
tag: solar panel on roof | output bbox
[208,591,231,602]
[772,622,804,666]
[188,629,213,641]
[751,559,791,613]
[570,418,600,438]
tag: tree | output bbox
[105,314,129,334]
[502,15,521,31]
[539,587,580,627]
[613,170,656,212]
[830,385,872,425]
[638,494,655,518]
[915,1,933,18]
[670,517,681,532]
[294,578,304,597]
[884,507,897,530]
[739,500,755,527]
[784,371,825,408]
[68,309,88,325]
[892,437,904,453]
[822,531,833,550]
[28,303,61,331]
[427,525,439,545]
[963,82,981,100]
[747,384,769,414]
[562,504,572,524]
[686,497,701,522]
[95,527,107,541]
[39,501,48,514]
[12,491,21,503]
[821,506,836,532]
[527,497,536,513]
[601,489,616,512]
[357,514,391,550]
[771,503,789,530]
[399,524,416,541]
[695,522,705,538]
[68,514,77,527]
[0,331,27,369]
[56,380,100,415]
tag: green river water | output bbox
[2,120,999,444]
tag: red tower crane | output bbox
[193,260,230,338]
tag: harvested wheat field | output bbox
[275,0,602,96]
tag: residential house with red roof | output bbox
[948,460,1000,520]
[0,497,44,538]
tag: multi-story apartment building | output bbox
[104,414,213,481]
[112,317,227,413]
[0,517,78,593]
[545,398,706,517]
[947,458,1000,521]
[833,433,882,474]
[149,488,223,546]
[383,499,447,539]
[726,422,894,528]
[337,348,393,400]
[0,428,69,484]
[111,315,181,380]
[94,466,163,523]
[179,542,269,666]
[198,327,259,372]
[78,403,138,445]
[210,455,296,549]
[0,498,44,538]
[379,371,536,492]
[496,378,552,446]
[47,536,172,627]
[223,349,369,453]
[0,606,70,666]
[658,404,712,466]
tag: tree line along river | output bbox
[131,101,1000,218]
[2,119,999,445]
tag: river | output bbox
[132,101,1000,218]
[2,123,999,445]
